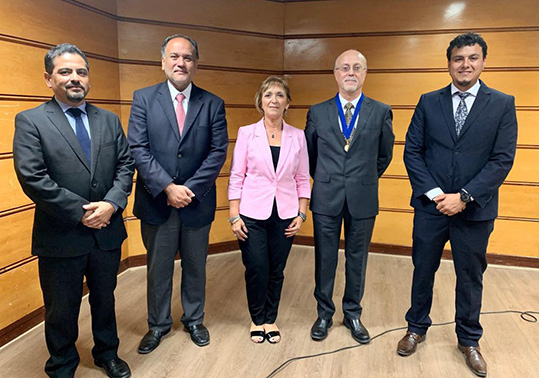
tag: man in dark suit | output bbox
[398,33,517,377]
[305,50,394,344]
[128,34,228,351]
[13,44,134,378]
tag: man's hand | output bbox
[81,201,115,229]
[164,183,194,208]
[434,193,466,216]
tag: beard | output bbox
[66,87,88,102]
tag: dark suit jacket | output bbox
[403,82,518,221]
[13,99,135,257]
[305,95,394,218]
[128,82,228,227]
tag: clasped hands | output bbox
[434,193,466,216]
[81,201,114,229]
[164,183,195,208]
[231,216,304,241]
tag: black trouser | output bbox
[405,210,493,346]
[38,248,121,378]
[313,200,375,320]
[238,203,295,325]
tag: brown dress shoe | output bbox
[397,331,426,356]
[458,344,487,377]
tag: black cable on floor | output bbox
[263,310,538,378]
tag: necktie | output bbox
[66,108,91,164]
[344,102,354,126]
[454,92,471,137]
[175,93,186,136]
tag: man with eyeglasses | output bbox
[305,50,394,343]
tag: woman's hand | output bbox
[232,218,249,241]
[284,216,303,238]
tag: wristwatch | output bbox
[459,189,472,204]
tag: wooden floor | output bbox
[1,246,538,378]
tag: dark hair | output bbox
[44,43,89,74]
[161,34,199,60]
[254,76,292,115]
[446,32,488,61]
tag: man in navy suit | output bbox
[128,34,228,351]
[397,33,517,377]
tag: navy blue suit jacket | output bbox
[128,82,228,226]
[404,82,518,221]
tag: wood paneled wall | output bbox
[284,0,539,258]
[1,0,537,343]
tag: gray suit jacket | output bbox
[13,99,135,257]
[305,95,394,218]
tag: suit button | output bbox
[454,150,459,155]
[92,182,97,187]
[177,154,183,159]
[345,175,350,179]
[447,173,452,178]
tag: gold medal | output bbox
[344,144,349,152]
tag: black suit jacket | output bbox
[128,82,228,227]
[13,99,135,257]
[305,95,394,218]
[404,82,518,221]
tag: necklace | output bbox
[266,126,282,139]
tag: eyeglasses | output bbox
[334,65,365,73]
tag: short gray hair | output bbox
[161,34,199,60]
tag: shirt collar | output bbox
[451,80,481,97]
[338,93,363,109]
[55,98,87,114]
[167,81,192,103]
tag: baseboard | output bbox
[1,238,536,347]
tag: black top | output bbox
[270,145,280,171]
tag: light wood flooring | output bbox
[1,246,538,378]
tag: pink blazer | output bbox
[228,119,311,220]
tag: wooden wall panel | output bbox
[0,101,44,154]
[285,32,539,71]
[284,0,539,35]
[3,0,118,57]
[119,64,269,105]
[116,0,284,35]
[117,22,283,71]
[287,72,539,107]
[0,160,30,213]
[81,0,118,14]
[0,259,42,330]
[0,210,33,271]
[0,42,120,100]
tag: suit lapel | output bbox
[458,83,491,139]
[86,103,102,177]
[254,120,276,178]
[180,84,204,145]
[438,85,457,143]
[157,81,181,142]
[349,96,372,150]
[326,98,345,148]
[45,100,91,171]
[276,122,292,179]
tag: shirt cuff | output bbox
[105,200,119,213]
[425,187,444,201]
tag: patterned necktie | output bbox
[175,93,186,136]
[454,92,471,137]
[344,102,354,126]
[66,108,91,164]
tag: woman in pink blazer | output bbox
[228,76,310,344]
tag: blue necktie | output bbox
[67,108,91,164]
[454,92,471,137]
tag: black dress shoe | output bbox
[138,328,171,354]
[95,357,131,378]
[311,318,333,341]
[187,324,210,347]
[343,317,370,344]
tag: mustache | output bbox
[66,83,85,90]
